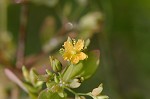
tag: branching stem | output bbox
[65,87,93,98]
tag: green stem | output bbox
[65,87,77,95]
[61,63,69,75]
[65,87,93,98]
[62,63,74,81]
[77,92,93,98]
[77,93,89,96]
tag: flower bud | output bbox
[49,56,62,72]
[29,68,38,85]
[69,79,81,88]
[54,74,59,83]
[46,69,53,76]
[22,66,30,82]
[91,84,103,96]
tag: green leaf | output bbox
[46,82,62,93]
[46,82,55,89]
[23,82,40,93]
[37,74,50,82]
[62,50,100,81]
[79,50,100,79]
[58,91,65,98]
[29,93,38,99]
[38,89,66,99]
[62,63,83,81]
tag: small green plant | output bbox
[14,37,108,99]
[37,37,108,99]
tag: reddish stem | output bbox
[16,4,28,69]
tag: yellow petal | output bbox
[77,52,87,60]
[74,39,84,51]
[64,40,73,51]
[71,56,79,64]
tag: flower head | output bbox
[60,37,87,64]
[90,84,109,99]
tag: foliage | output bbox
[1,0,150,99]
[23,37,108,99]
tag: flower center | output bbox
[71,50,76,55]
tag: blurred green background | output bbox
[0,0,150,99]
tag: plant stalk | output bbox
[16,3,28,69]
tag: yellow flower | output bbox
[62,37,87,64]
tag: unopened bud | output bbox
[49,56,62,72]
[46,69,53,76]
[29,68,38,85]
[69,79,81,88]
[54,74,59,83]
[91,84,103,96]
[22,66,30,82]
